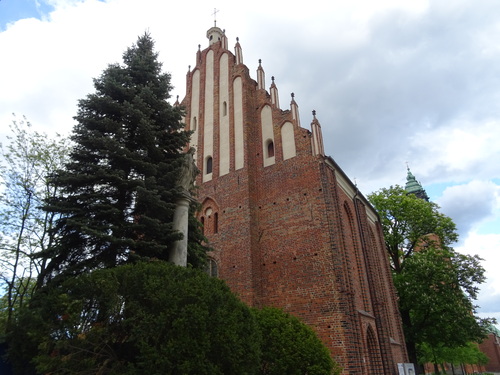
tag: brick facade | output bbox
[480,332,500,372]
[180,26,408,374]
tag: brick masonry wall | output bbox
[479,334,500,372]
[184,32,408,374]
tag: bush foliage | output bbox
[11,262,262,374]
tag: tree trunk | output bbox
[400,308,425,374]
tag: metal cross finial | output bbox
[212,8,219,27]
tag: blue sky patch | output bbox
[0,0,54,30]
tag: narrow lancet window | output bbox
[205,258,218,277]
[267,140,275,158]
[206,156,213,174]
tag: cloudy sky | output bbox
[1,0,499,325]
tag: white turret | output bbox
[207,26,227,49]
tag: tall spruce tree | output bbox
[38,34,201,285]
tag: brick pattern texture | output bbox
[479,333,500,372]
[180,29,409,374]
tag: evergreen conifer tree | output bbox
[38,34,203,285]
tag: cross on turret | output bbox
[212,8,219,27]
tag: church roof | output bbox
[488,324,500,337]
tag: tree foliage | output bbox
[254,307,340,375]
[0,117,69,332]
[37,33,206,286]
[9,262,262,375]
[418,342,488,369]
[368,185,458,273]
[368,185,493,367]
[10,264,340,375]
[394,247,490,350]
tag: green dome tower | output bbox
[405,167,429,201]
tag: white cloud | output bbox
[436,180,500,236]
[456,231,500,320]
[411,121,500,183]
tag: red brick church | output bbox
[178,25,409,374]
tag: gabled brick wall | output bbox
[181,26,408,374]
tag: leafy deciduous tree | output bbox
[418,341,488,374]
[368,185,493,368]
[394,247,491,363]
[0,117,69,332]
[368,185,457,273]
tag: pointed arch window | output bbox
[366,326,383,373]
[205,258,218,277]
[200,198,221,238]
[206,156,213,174]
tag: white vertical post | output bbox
[169,196,190,266]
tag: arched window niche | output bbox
[192,116,197,131]
[200,200,220,236]
[266,139,275,158]
[206,156,213,174]
[205,258,218,277]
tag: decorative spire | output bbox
[257,59,265,90]
[235,37,243,65]
[310,110,325,156]
[405,166,429,201]
[290,93,301,128]
[270,76,280,108]
[221,28,228,49]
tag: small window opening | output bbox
[206,156,213,174]
[205,258,218,277]
[223,101,227,116]
[267,140,275,158]
[214,212,219,234]
[192,116,197,131]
